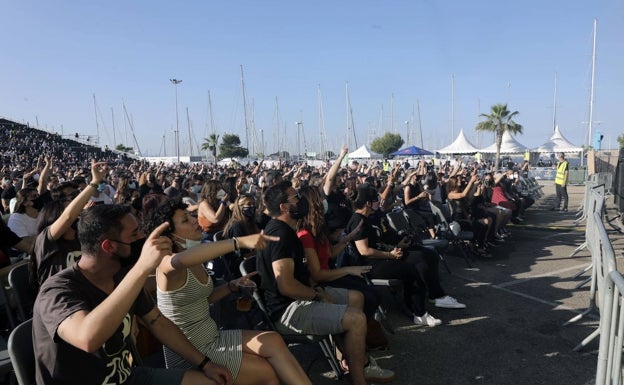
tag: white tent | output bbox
[533,126,583,153]
[348,145,382,159]
[480,131,528,154]
[437,129,480,154]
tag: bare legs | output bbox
[239,330,312,385]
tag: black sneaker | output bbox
[550,207,560,211]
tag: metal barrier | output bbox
[596,270,623,385]
[564,186,605,330]
[575,180,599,225]
[571,210,616,352]
[568,169,589,185]
[593,172,614,196]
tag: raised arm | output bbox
[49,160,108,240]
[323,145,348,196]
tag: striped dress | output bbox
[157,268,243,380]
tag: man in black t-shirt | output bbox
[256,181,395,385]
[33,203,231,385]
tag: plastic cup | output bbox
[236,279,256,312]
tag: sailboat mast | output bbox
[416,100,423,149]
[451,74,455,140]
[552,72,558,132]
[186,107,192,157]
[111,107,116,150]
[93,94,100,147]
[391,93,395,134]
[587,18,597,148]
[346,82,351,150]
[240,65,251,154]
[318,85,327,160]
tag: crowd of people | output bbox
[0,120,545,384]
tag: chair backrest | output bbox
[8,263,37,322]
[385,210,412,236]
[429,201,449,228]
[0,283,17,332]
[239,256,276,330]
[8,318,35,385]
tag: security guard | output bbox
[552,152,569,211]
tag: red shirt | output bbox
[297,229,331,270]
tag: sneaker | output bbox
[434,295,467,309]
[413,312,442,326]
[562,208,568,212]
[550,207,560,211]
[363,356,396,383]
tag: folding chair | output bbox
[8,318,34,385]
[401,209,452,273]
[0,283,17,333]
[8,263,37,323]
[239,256,345,379]
[429,201,474,267]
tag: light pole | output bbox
[295,122,302,161]
[170,78,182,163]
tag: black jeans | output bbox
[555,184,568,210]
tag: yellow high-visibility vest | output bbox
[555,160,568,185]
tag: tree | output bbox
[201,134,219,162]
[371,132,404,157]
[115,144,134,153]
[219,134,249,158]
[476,103,523,169]
[618,134,624,149]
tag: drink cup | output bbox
[236,279,256,312]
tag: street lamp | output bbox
[170,78,182,163]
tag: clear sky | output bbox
[2,0,623,157]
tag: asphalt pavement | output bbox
[300,181,622,385]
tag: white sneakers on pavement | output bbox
[413,312,442,327]
[434,295,466,309]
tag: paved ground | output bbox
[298,181,622,385]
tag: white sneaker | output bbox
[434,295,467,309]
[413,312,442,327]
[363,356,396,383]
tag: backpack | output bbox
[335,232,363,268]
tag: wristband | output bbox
[88,182,99,189]
[232,237,239,252]
[198,355,211,370]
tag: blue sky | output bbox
[2,1,623,157]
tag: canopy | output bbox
[480,131,528,154]
[347,145,382,159]
[437,129,480,154]
[390,145,434,156]
[533,126,583,153]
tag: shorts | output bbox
[275,287,349,335]
[127,366,186,385]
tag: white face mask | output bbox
[322,199,329,214]
[173,234,202,250]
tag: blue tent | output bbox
[390,146,434,156]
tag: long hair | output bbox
[297,185,329,245]
[114,175,133,205]
[223,193,259,236]
[200,179,221,207]
[13,187,37,214]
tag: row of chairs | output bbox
[0,262,37,385]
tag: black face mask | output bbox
[289,197,309,219]
[242,206,256,218]
[118,238,146,267]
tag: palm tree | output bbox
[476,103,523,169]
[201,133,219,163]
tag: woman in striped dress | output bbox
[143,198,312,385]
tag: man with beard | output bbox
[256,181,395,385]
[32,203,232,385]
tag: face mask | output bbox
[190,185,202,194]
[322,199,329,214]
[128,182,137,190]
[289,197,309,219]
[173,234,201,250]
[371,201,380,211]
[117,238,146,267]
[242,206,256,218]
